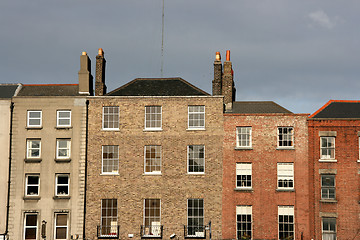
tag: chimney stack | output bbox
[212,51,223,96]
[95,48,107,96]
[78,52,93,95]
[222,50,236,108]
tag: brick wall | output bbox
[223,113,310,240]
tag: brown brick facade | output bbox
[85,96,223,239]
[222,113,310,240]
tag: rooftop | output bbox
[0,84,21,98]
[106,78,210,96]
[227,101,293,114]
[309,100,360,119]
[17,84,81,96]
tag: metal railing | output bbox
[97,225,120,239]
[184,225,206,239]
[140,225,163,238]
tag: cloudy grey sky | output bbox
[1,0,360,114]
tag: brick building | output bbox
[308,100,360,240]
[85,50,224,239]
[216,51,310,240]
[7,53,92,240]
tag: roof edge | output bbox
[309,100,360,118]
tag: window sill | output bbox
[23,196,40,200]
[26,126,42,130]
[188,172,205,175]
[319,159,337,163]
[234,147,253,150]
[276,188,295,192]
[102,129,120,132]
[143,172,162,176]
[100,173,119,176]
[143,128,163,132]
[276,147,295,150]
[186,128,206,131]
[53,195,71,200]
[55,158,71,163]
[55,126,72,130]
[24,158,42,163]
[357,160,360,163]
[234,188,253,192]
[320,199,337,203]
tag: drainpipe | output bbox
[83,100,89,239]
[3,102,14,239]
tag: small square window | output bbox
[278,127,294,148]
[56,139,71,159]
[277,163,294,189]
[188,106,205,129]
[145,106,162,130]
[236,127,252,148]
[144,145,161,174]
[25,174,40,196]
[24,213,38,240]
[54,213,68,239]
[102,106,119,130]
[27,110,42,128]
[55,174,69,196]
[321,137,335,159]
[27,139,41,159]
[57,110,71,127]
[321,175,335,200]
[188,145,205,174]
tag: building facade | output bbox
[7,53,92,240]
[85,76,224,239]
[308,100,360,240]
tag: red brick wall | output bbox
[308,120,360,240]
[223,114,310,240]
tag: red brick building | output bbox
[215,51,310,240]
[308,100,360,240]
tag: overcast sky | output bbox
[1,1,360,114]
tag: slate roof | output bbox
[309,100,360,119]
[228,101,293,114]
[106,78,209,96]
[0,84,21,98]
[17,84,81,96]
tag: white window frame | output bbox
[26,139,41,159]
[321,175,336,200]
[143,199,161,237]
[320,137,335,160]
[236,127,252,148]
[25,174,40,197]
[187,199,204,238]
[56,139,71,159]
[102,106,119,130]
[236,206,252,240]
[144,106,162,130]
[102,146,119,174]
[57,110,71,127]
[100,199,118,237]
[236,163,252,189]
[277,127,294,148]
[144,145,161,174]
[187,145,205,174]
[322,217,336,240]
[24,213,38,240]
[188,105,205,130]
[278,206,294,240]
[27,110,42,128]
[277,163,294,190]
[54,213,68,240]
[55,174,70,196]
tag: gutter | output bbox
[83,100,89,239]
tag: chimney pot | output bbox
[98,48,104,56]
[226,50,230,61]
[215,52,221,61]
[82,52,87,56]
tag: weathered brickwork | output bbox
[223,113,310,240]
[308,119,360,240]
[85,96,223,239]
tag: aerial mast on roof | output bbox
[161,0,165,78]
